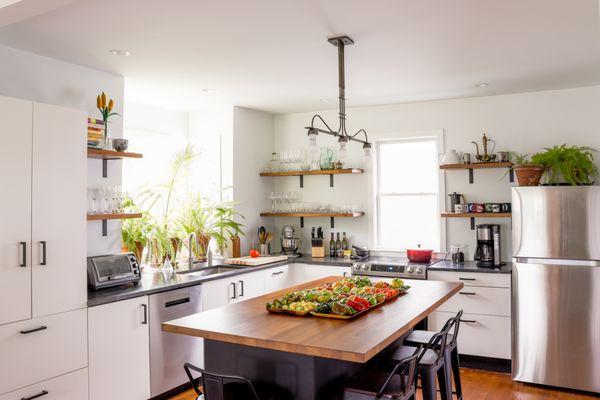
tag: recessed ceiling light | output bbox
[319,98,329,102]
[201,88,213,93]
[109,49,131,57]
[475,82,489,88]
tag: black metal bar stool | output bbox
[404,310,464,400]
[388,321,455,400]
[343,348,420,400]
[184,363,292,400]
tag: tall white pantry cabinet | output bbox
[0,95,88,398]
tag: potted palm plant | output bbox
[509,153,544,186]
[531,144,598,185]
[121,199,151,262]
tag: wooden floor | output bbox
[169,368,598,400]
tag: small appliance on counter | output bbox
[87,252,142,290]
[474,224,503,268]
[280,225,302,258]
[311,226,325,258]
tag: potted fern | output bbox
[531,145,598,185]
[510,153,544,186]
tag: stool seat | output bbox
[406,330,454,347]
[344,368,414,400]
[389,345,441,366]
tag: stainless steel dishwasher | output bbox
[149,285,203,398]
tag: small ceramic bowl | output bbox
[112,139,129,152]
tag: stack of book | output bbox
[88,117,105,148]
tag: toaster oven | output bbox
[87,252,142,290]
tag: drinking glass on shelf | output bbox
[88,188,98,215]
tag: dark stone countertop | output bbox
[428,260,512,274]
[87,255,510,307]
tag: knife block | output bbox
[311,239,325,258]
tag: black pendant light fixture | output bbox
[305,36,372,167]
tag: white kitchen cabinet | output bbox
[428,270,511,359]
[0,308,87,395]
[203,270,266,310]
[32,103,87,318]
[264,265,292,293]
[292,263,352,284]
[0,95,33,326]
[0,368,88,400]
[88,296,150,400]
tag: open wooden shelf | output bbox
[260,168,363,177]
[441,212,511,230]
[87,148,143,160]
[440,162,513,184]
[87,213,142,236]
[260,168,363,188]
[87,213,143,221]
[439,162,512,170]
[260,211,365,228]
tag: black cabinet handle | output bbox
[141,304,148,324]
[230,282,237,300]
[239,280,244,297]
[271,271,284,276]
[20,326,47,335]
[459,292,476,296]
[459,277,476,281]
[460,319,477,324]
[21,390,48,400]
[20,242,27,267]
[165,297,190,307]
[40,241,47,266]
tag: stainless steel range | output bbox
[351,260,428,280]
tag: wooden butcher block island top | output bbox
[162,276,463,363]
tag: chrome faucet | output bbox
[188,232,198,270]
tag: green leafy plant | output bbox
[121,198,152,261]
[531,144,598,185]
[510,152,534,166]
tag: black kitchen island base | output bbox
[204,338,400,400]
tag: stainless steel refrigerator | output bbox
[512,186,600,393]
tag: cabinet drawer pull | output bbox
[141,304,148,324]
[20,242,27,267]
[272,271,284,276]
[21,390,48,400]
[20,326,47,335]
[230,282,237,299]
[459,291,476,296]
[165,297,190,307]
[40,241,47,266]
[459,277,476,281]
[460,319,477,324]
[238,280,245,297]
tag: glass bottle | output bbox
[342,232,349,252]
[329,233,336,258]
[335,233,342,258]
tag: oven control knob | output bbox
[416,267,423,274]
[362,264,369,271]
[407,266,414,273]
[354,264,361,270]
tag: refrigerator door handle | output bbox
[514,257,600,267]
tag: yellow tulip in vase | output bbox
[96,92,120,149]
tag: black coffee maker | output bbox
[474,224,502,268]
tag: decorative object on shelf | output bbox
[304,36,372,165]
[320,147,335,170]
[461,153,471,164]
[112,138,129,152]
[508,152,544,186]
[440,149,461,165]
[87,117,105,146]
[448,192,466,213]
[455,203,468,213]
[471,133,496,162]
[531,144,598,186]
[497,151,510,162]
[96,92,119,145]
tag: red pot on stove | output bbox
[406,244,433,263]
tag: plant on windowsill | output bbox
[531,144,598,186]
[121,198,151,262]
[508,152,544,186]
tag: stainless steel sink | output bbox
[176,265,244,277]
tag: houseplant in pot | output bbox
[531,144,598,185]
[509,153,544,186]
[121,198,151,262]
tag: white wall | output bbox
[232,106,275,254]
[0,44,125,256]
[274,85,600,261]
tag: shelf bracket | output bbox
[300,217,304,228]
[509,168,514,183]
[470,217,475,230]
[468,168,474,184]
[330,174,334,187]
[102,220,108,236]
[330,217,335,228]
[299,175,304,188]
[102,159,108,178]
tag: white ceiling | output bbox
[0,0,600,113]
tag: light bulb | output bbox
[338,137,348,164]
[363,143,372,168]
[307,128,321,170]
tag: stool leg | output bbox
[437,362,452,400]
[451,348,463,400]
[420,369,438,400]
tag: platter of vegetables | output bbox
[265,277,410,320]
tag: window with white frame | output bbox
[374,137,442,252]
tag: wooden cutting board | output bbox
[224,255,288,266]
